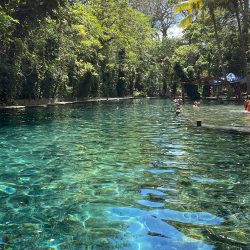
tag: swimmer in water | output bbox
[193,101,200,109]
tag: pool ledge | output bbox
[0,96,148,110]
[197,124,250,134]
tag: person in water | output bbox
[244,99,250,111]
[193,101,200,109]
[176,107,181,115]
[175,99,182,115]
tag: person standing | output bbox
[244,99,250,111]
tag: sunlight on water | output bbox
[0,99,249,249]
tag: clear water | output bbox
[183,101,250,127]
[0,99,249,250]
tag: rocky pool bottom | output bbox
[0,99,249,249]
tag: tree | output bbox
[176,0,227,79]
[222,0,249,75]
[130,0,178,38]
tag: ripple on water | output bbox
[190,177,219,183]
[0,184,16,195]
[0,99,249,249]
[108,207,216,249]
[108,207,224,226]
[152,209,224,225]
[137,200,165,208]
[125,235,213,250]
[146,169,176,174]
[139,189,166,196]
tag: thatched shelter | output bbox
[189,73,249,100]
[240,74,250,96]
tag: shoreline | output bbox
[0,97,161,110]
[0,96,246,110]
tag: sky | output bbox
[167,24,183,38]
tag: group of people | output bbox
[173,97,249,115]
[174,98,183,115]
[174,98,201,115]
[193,101,200,109]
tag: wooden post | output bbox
[182,82,185,104]
[197,121,202,127]
[216,85,220,101]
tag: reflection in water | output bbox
[0,99,249,249]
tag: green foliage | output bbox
[0,0,159,103]
[133,90,147,97]
[0,0,249,104]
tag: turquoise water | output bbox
[0,99,249,249]
[183,101,250,127]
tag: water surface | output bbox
[0,99,249,249]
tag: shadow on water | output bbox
[0,99,139,127]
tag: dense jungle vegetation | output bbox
[0,0,249,104]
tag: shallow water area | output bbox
[0,99,249,249]
[184,101,250,127]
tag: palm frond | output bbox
[179,15,193,27]
[175,1,191,13]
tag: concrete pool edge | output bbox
[0,96,161,110]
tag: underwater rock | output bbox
[8,195,29,208]
[0,234,11,244]
[205,228,250,247]
[22,223,40,230]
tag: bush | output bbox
[133,90,147,97]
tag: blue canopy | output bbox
[225,73,243,83]
[211,73,243,85]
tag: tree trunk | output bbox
[232,0,248,75]
[242,0,249,75]
[233,0,242,37]
[162,27,167,38]
[209,7,227,81]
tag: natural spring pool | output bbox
[0,99,249,249]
